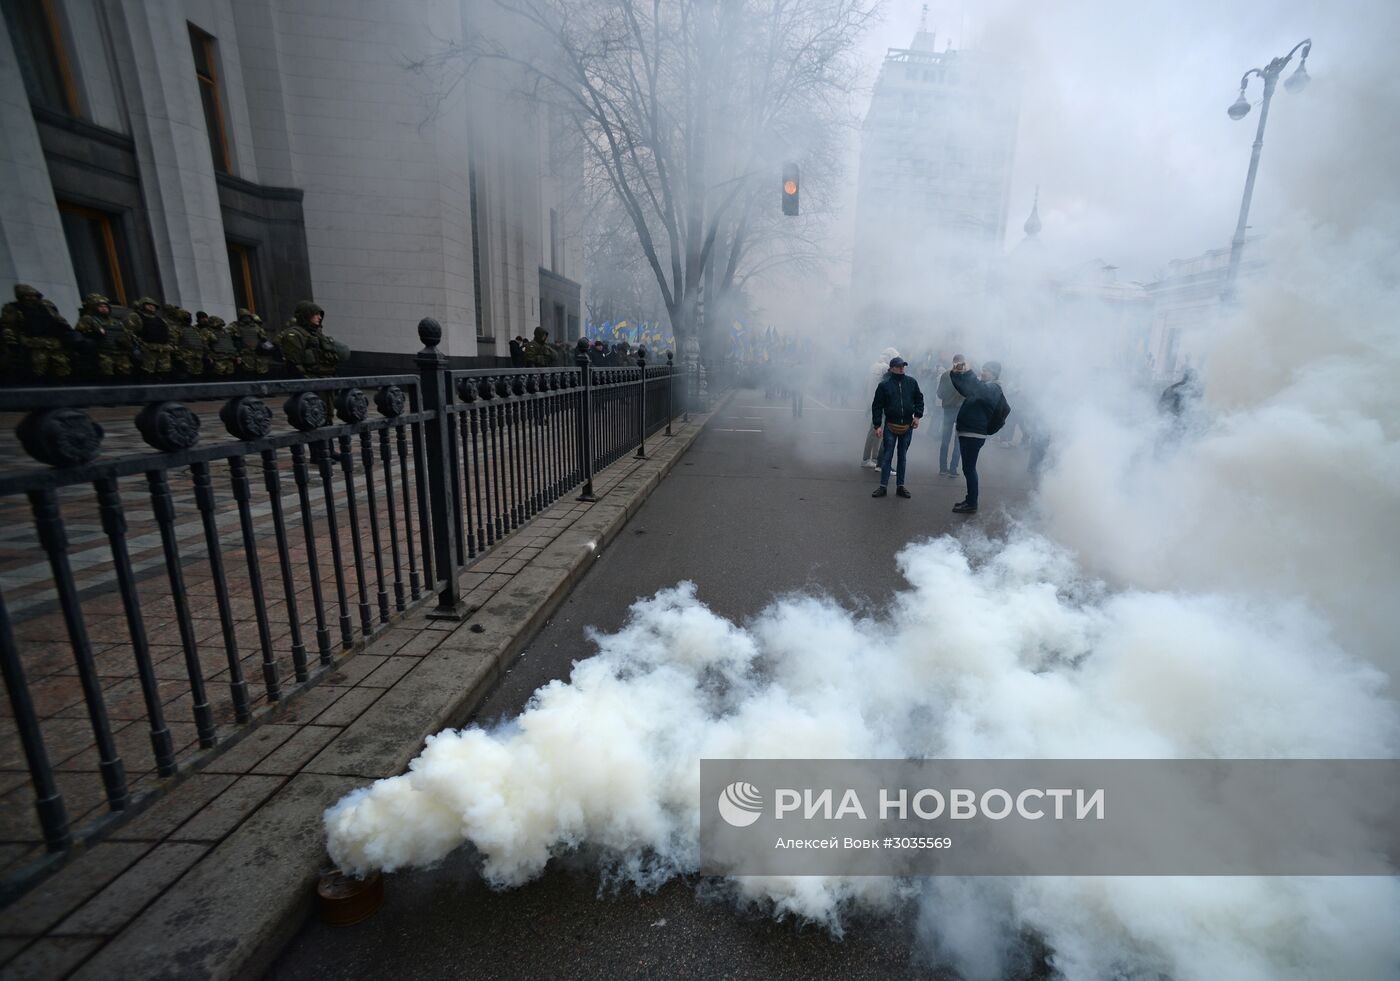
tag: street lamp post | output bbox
[1221,38,1311,302]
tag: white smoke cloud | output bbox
[325,1,1400,974]
[1034,220,1400,676]
[326,527,1399,977]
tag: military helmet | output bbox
[293,300,324,326]
[133,296,159,312]
[172,307,193,326]
[207,315,226,329]
[533,326,549,342]
[14,284,41,301]
[236,307,254,321]
[82,293,111,314]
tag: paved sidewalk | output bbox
[0,406,716,981]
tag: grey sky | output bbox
[759,0,1399,327]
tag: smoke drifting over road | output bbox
[325,1,1400,976]
[327,471,1399,978]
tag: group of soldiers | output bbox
[1,285,349,385]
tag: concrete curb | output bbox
[60,403,724,981]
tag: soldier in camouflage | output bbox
[75,293,138,381]
[279,301,348,378]
[206,315,241,377]
[523,325,554,367]
[233,308,275,377]
[124,297,173,378]
[169,306,211,379]
[1,284,77,381]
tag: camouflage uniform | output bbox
[523,326,553,367]
[1,284,76,381]
[169,307,211,378]
[234,308,274,377]
[279,301,349,378]
[206,316,241,377]
[124,297,174,378]
[75,293,137,380]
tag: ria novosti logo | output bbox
[717,781,764,827]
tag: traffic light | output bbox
[782,163,799,216]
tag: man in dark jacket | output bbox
[949,360,1011,514]
[1158,368,1200,419]
[935,353,966,477]
[869,356,925,498]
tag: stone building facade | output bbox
[0,0,583,368]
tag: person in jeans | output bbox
[870,356,925,498]
[949,360,1010,514]
[935,354,966,477]
[861,347,900,467]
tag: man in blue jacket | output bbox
[870,356,925,498]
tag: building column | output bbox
[104,0,234,312]
[0,13,79,302]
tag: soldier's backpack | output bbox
[210,328,238,356]
[237,320,262,351]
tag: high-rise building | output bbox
[851,27,1019,327]
[0,0,583,369]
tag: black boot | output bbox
[871,486,888,498]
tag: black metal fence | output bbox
[0,319,679,868]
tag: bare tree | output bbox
[412,0,874,359]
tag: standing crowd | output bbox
[866,349,1011,515]
[1,284,349,385]
[510,328,659,369]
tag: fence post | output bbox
[415,318,467,619]
[665,351,673,436]
[635,348,647,459]
[0,588,70,851]
[575,348,597,501]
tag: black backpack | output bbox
[987,391,1012,436]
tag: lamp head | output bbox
[1284,61,1309,94]
[1228,92,1251,120]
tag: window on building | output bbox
[57,201,132,306]
[188,24,231,173]
[2,0,81,115]
[227,240,258,313]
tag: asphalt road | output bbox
[268,389,1039,981]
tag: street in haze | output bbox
[270,390,1037,980]
[2,0,1398,978]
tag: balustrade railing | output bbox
[0,318,678,871]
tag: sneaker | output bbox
[945,470,959,478]
[862,459,879,469]
[896,486,911,498]
[871,486,888,498]
[952,501,977,513]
